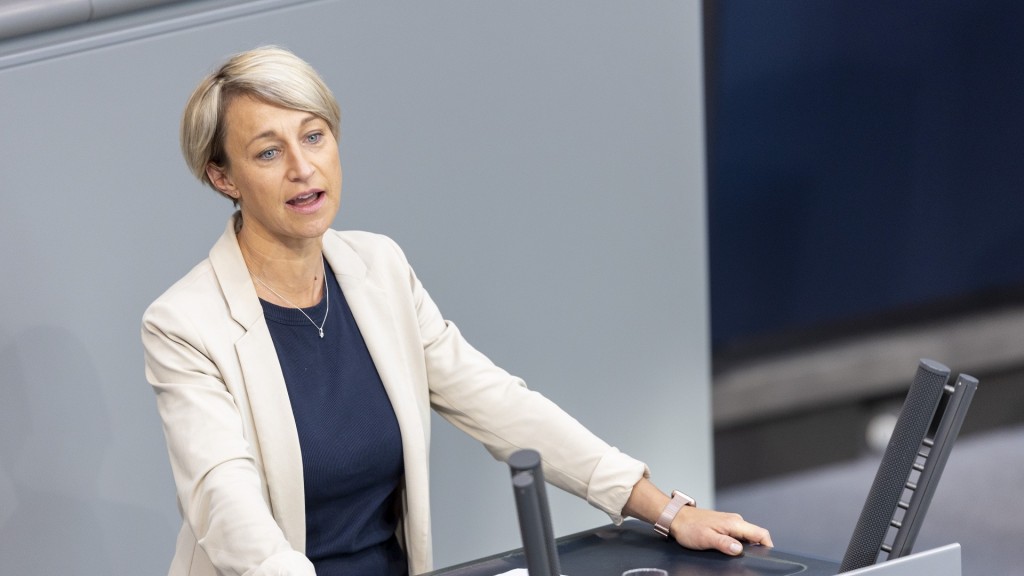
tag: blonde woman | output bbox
[142,46,771,576]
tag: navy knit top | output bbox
[260,259,407,575]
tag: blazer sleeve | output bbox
[379,238,649,522]
[142,289,315,576]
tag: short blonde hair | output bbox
[180,46,341,197]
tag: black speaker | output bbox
[839,359,950,572]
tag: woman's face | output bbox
[208,95,342,250]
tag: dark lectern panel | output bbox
[425,520,840,576]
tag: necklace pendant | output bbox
[318,328,324,339]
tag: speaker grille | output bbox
[839,359,949,572]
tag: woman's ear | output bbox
[206,162,239,200]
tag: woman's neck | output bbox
[237,227,325,308]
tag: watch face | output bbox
[672,490,696,507]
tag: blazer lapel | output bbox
[209,216,308,552]
[322,232,433,565]
[322,232,429,476]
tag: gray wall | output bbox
[0,1,711,572]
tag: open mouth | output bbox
[287,191,324,206]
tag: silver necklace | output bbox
[252,257,329,338]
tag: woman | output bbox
[142,46,771,576]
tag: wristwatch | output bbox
[654,490,696,538]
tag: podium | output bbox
[424,520,838,576]
[422,520,960,576]
[429,358,971,576]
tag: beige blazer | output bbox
[142,216,646,576]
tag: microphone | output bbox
[508,449,561,576]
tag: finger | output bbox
[735,522,773,548]
[710,518,773,554]
[718,535,744,556]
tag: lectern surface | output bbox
[424,520,841,576]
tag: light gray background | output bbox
[0,1,710,573]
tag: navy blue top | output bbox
[261,260,407,576]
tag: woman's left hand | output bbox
[623,477,773,556]
[668,504,773,556]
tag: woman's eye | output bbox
[258,149,279,160]
[306,132,323,144]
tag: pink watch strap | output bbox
[654,490,696,537]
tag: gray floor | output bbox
[717,423,1024,576]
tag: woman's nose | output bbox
[288,149,315,181]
